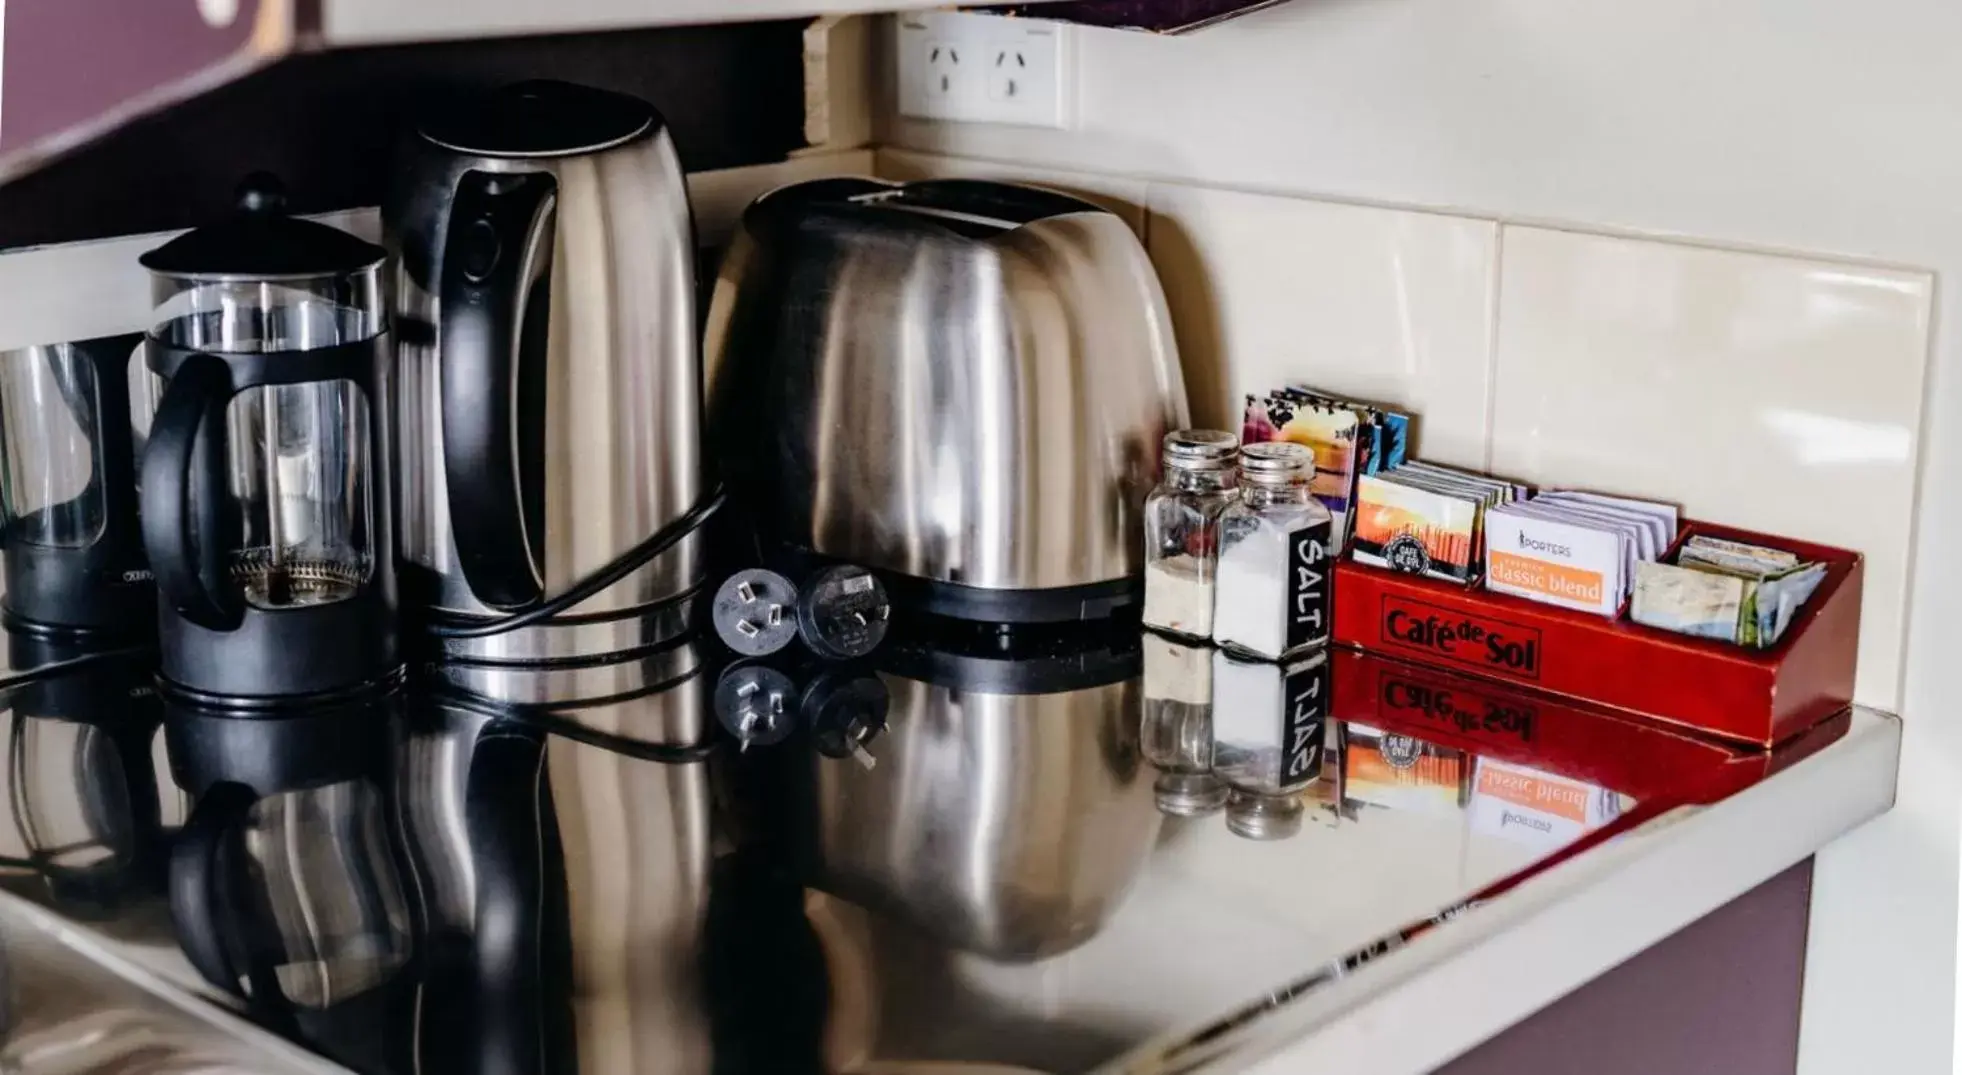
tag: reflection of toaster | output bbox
[705,178,1189,623]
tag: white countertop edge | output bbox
[0,889,350,1074]
[1114,706,1902,1075]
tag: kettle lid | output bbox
[139,173,385,279]
[418,80,657,158]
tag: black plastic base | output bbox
[157,591,399,701]
[876,614,1143,695]
[162,686,399,795]
[762,544,1141,626]
[2,536,151,637]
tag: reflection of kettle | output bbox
[801,622,1157,961]
[400,678,712,1075]
[0,638,168,918]
[163,695,416,1073]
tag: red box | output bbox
[1331,521,1862,746]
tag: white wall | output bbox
[880,2,1962,1071]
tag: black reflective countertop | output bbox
[0,618,1871,1075]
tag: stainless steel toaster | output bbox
[704,178,1190,623]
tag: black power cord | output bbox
[423,485,726,641]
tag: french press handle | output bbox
[140,353,242,631]
[169,781,305,1034]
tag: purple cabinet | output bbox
[0,0,296,178]
[978,0,1291,32]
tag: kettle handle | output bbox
[439,169,557,611]
[140,353,242,630]
[464,726,552,1073]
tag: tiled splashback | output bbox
[881,149,1932,712]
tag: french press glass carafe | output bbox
[138,175,398,700]
[0,334,151,635]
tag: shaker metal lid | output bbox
[1239,441,1314,483]
[1155,772,1230,818]
[139,173,386,278]
[418,80,657,158]
[1162,429,1240,470]
[1225,790,1305,840]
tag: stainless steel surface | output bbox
[809,668,1160,961]
[430,593,697,668]
[401,672,712,1075]
[426,628,705,703]
[0,625,1895,1075]
[387,99,702,666]
[705,179,1189,595]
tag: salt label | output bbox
[1285,519,1333,653]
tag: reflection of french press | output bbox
[164,694,416,1072]
[137,175,399,700]
[0,333,151,637]
[0,638,167,918]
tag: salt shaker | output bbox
[1142,430,1241,639]
[1213,442,1332,659]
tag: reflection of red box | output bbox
[1339,649,1853,950]
[1332,521,1862,746]
[1329,649,1853,803]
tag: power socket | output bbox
[895,12,1072,128]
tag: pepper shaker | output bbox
[1141,632,1227,817]
[1213,442,1332,659]
[1142,430,1241,640]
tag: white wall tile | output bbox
[1142,182,1496,461]
[1490,226,1932,711]
[875,147,1149,234]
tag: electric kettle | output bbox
[385,80,705,680]
[705,178,1190,624]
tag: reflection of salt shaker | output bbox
[1211,647,1331,801]
[1143,431,1241,640]
[1213,442,1332,659]
[1226,790,1305,841]
[1142,632,1226,817]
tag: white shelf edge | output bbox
[1104,707,1901,1075]
[321,1,1022,46]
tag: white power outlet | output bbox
[894,12,1072,128]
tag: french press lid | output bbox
[138,174,385,279]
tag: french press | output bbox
[138,175,398,701]
[0,333,151,636]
